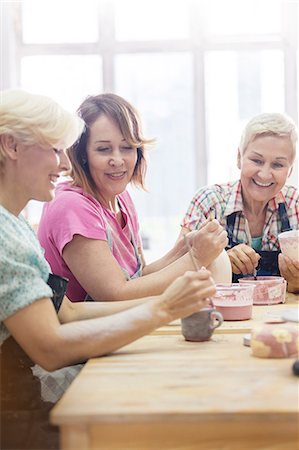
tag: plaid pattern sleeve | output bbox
[282,185,299,229]
[181,180,241,230]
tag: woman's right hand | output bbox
[227,243,260,274]
[188,219,228,267]
[153,269,215,324]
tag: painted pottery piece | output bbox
[251,322,299,358]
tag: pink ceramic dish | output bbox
[239,276,286,305]
[251,322,298,358]
[211,284,255,321]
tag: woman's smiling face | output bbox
[238,134,294,204]
[86,114,138,205]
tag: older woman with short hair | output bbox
[180,112,299,293]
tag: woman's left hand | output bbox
[278,254,299,293]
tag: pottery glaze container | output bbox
[211,283,254,320]
[239,276,286,305]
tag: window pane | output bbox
[115,0,191,41]
[22,0,99,43]
[21,55,102,112]
[115,53,194,259]
[205,50,284,185]
[204,0,281,35]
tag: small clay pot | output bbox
[181,308,223,342]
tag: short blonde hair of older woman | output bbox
[67,93,154,196]
[239,112,298,162]
[0,89,84,168]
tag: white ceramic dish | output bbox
[281,309,299,323]
[278,229,299,261]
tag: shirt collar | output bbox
[223,180,244,217]
[223,180,287,217]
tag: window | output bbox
[3,0,298,260]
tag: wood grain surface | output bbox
[51,293,299,450]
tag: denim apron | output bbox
[226,203,291,282]
[0,274,68,450]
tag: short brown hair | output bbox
[68,93,154,196]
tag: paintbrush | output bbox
[183,234,214,307]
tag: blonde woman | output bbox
[0,90,216,449]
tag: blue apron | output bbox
[226,203,291,282]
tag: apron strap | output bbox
[278,203,292,232]
[226,212,238,249]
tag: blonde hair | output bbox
[0,89,84,166]
[68,93,154,195]
[239,112,298,160]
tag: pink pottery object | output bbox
[251,322,299,358]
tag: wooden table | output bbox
[51,295,299,450]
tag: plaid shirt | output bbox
[181,180,299,251]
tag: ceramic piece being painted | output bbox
[208,250,232,284]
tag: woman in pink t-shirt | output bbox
[38,93,228,301]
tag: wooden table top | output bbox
[152,293,298,335]
[51,331,298,426]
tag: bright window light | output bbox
[114,0,191,40]
[22,0,99,43]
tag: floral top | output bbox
[0,205,52,345]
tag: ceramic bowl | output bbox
[211,283,255,321]
[239,276,286,305]
[278,229,299,261]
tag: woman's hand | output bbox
[188,219,228,267]
[227,243,260,275]
[278,254,299,293]
[154,268,215,323]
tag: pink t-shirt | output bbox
[37,182,141,301]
